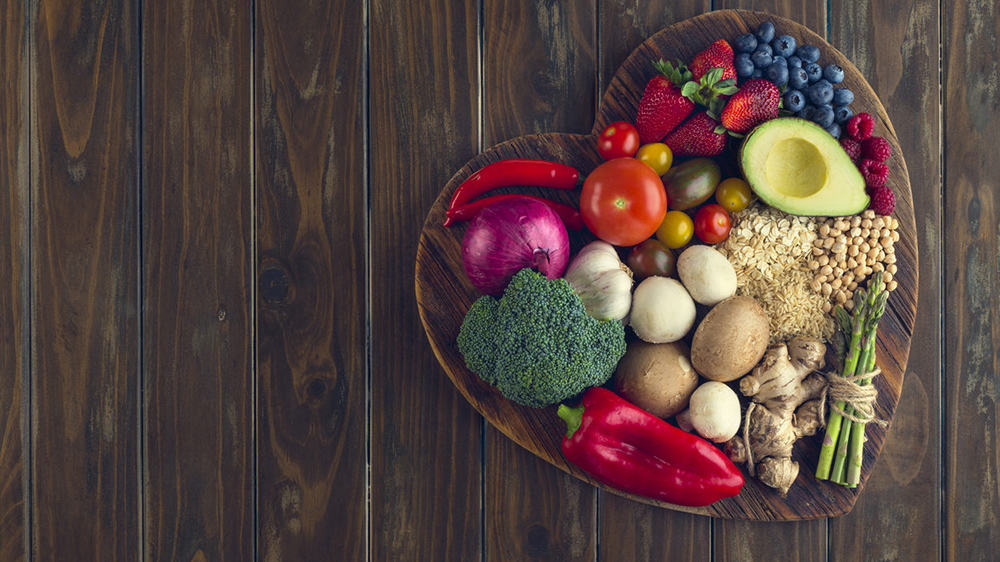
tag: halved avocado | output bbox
[740,118,869,216]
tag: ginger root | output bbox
[724,336,827,496]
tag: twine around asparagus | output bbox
[820,368,888,426]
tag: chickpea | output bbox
[888,263,898,275]
[822,301,833,313]
[832,242,846,254]
[862,218,873,229]
[819,224,831,237]
[809,260,820,270]
[820,265,833,276]
[888,280,898,291]
[811,279,823,292]
[849,281,859,290]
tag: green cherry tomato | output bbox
[656,210,694,249]
[597,121,641,160]
[626,239,676,279]
[693,203,731,244]
[635,143,673,176]
[715,177,753,212]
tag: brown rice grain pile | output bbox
[716,203,835,343]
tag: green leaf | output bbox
[714,125,728,135]
[681,81,700,98]
[704,67,723,85]
[716,78,737,89]
[718,85,740,95]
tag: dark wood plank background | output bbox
[0,0,994,560]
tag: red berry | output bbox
[840,137,862,163]
[861,136,891,162]
[868,186,895,215]
[858,158,889,188]
[846,112,875,141]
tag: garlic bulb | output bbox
[563,241,634,321]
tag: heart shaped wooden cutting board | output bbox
[415,10,916,520]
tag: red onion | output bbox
[461,197,570,295]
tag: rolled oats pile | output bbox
[716,203,835,343]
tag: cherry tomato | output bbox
[580,158,667,246]
[715,177,753,212]
[626,239,676,279]
[693,203,731,244]
[656,210,694,249]
[635,143,673,175]
[597,121,640,160]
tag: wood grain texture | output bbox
[481,2,598,560]
[142,1,253,559]
[370,2,482,560]
[255,0,367,559]
[714,0,825,35]
[828,1,942,559]
[0,1,27,560]
[417,10,918,521]
[595,2,712,559]
[31,0,139,558]
[944,0,1000,559]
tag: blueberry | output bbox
[756,44,773,57]
[807,79,834,105]
[787,55,802,68]
[796,44,821,63]
[750,68,763,80]
[771,35,797,57]
[783,89,806,112]
[797,104,816,121]
[756,21,776,44]
[765,62,789,86]
[788,67,809,89]
[832,87,855,106]
[813,105,835,128]
[751,49,773,69]
[735,53,755,78]
[804,62,823,83]
[734,33,758,53]
[823,64,845,84]
[771,55,787,67]
[834,105,853,124]
[824,122,842,139]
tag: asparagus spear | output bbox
[845,282,888,486]
[815,290,868,480]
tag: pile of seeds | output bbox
[808,209,899,312]
[716,203,835,343]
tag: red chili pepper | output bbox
[443,194,584,230]
[447,158,580,211]
[557,387,744,507]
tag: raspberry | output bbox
[846,112,875,141]
[858,158,889,188]
[868,186,895,215]
[861,136,891,162]
[840,137,862,163]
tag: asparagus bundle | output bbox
[815,272,888,486]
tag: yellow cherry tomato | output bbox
[656,210,694,249]
[635,143,673,176]
[715,177,753,212]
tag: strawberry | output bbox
[719,79,780,134]
[664,111,727,157]
[689,40,737,82]
[868,186,895,215]
[635,59,695,143]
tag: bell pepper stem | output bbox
[557,403,585,439]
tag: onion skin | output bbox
[461,197,570,295]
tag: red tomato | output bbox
[597,121,640,160]
[693,203,731,244]
[580,158,667,246]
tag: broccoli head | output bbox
[457,268,626,408]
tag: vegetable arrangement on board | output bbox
[442,17,903,509]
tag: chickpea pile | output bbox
[808,209,899,312]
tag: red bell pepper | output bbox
[557,387,744,507]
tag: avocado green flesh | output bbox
[740,118,869,216]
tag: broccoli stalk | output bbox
[457,268,626,408]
